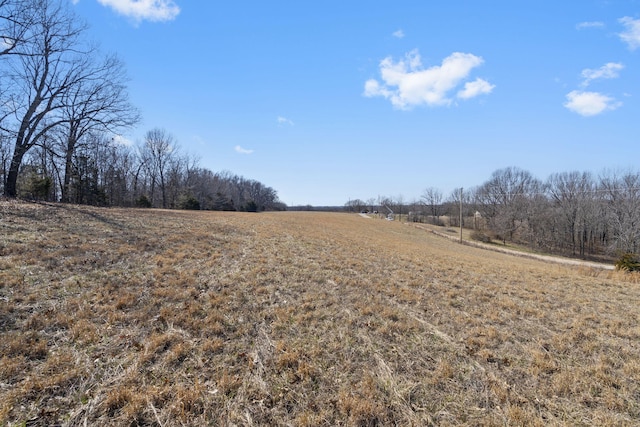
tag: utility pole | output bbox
[459,187,463,243]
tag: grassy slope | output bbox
[1,201,639,426]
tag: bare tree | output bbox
[245,179,278,211]
[139,128,176,208]
[0,130,10,189]
[446,187,471,227]
[97,140,135,206]
[547,171,596,255]
[165,152,203,209]
[187,167,214,209]
[600,170,640,254]
[58,53,140,202]
[421,187,443,224]
[517,177,547,248]
[475,167,539,242]
[1,0,91,197]
[0,0,37,57]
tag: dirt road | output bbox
[412,223,615,270]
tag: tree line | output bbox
[469,167,640,258]
[0,0,283,211]
[348,166,640,259]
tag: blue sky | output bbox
[72,0,640,206]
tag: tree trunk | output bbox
[4,145,27,197]
[61,133,77,203]
[160,170,166,209]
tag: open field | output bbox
[1,201,640,426]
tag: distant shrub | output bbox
[180,196,200,210]
[471,230,491,243]
[30,176,52,200]
[615,252,640,272]
[244,201,258,212]
[136,195,152,208]
[19,172,52,201]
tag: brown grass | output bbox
[1,200,640,425]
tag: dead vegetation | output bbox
[1,200,639,426]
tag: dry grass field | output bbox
[1,201,640,426]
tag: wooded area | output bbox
[0,0,283,211]
[349,166,640,260]
[469,167,640,258]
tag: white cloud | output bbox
[457,78,495,99]
[619,16,640,50]
[235,145,254,154]
[1,37,15,51]
[363,49,492,109]
[112,134,133,146]
[576,21,604,30]
[564,90,621,116]
[277,116,294,126]
[580,62,624,86]
[96,0,180,23]
[392,29,405,39]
